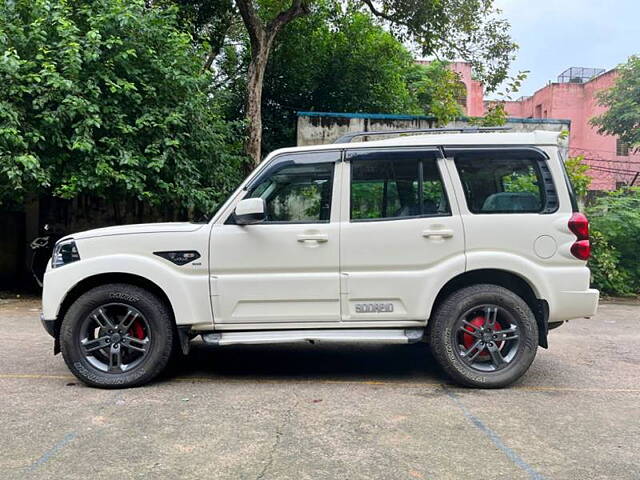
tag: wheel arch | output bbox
[53,273,176,352]
[428,269,550,348]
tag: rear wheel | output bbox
[60,283,173,388]
[429,284,538,388]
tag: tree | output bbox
[406,61,466,126]
[0,0,245,215]
[231,0,517,165]
[591,55,640,150]
[260,8,465,150]
[234,0,310,164]
[588,187,640,295]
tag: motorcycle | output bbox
[29,224,62,288]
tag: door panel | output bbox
[340,148,466,322]
[210,152,342,324]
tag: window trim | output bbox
[226,156,337,225]
[347,147,452,223]
[446,146,559,215]
[244,149,342,192]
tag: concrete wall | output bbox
[503,70,640,190]
[297,112,569,147]
[296,113,437,147]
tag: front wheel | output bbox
[60,283,174,388]
[429,284,538,388]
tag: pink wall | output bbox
[502,70,639,190]
[449,62,486,117]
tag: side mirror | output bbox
[234,198,266,225]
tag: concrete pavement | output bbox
[1,297,638,479]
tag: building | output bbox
[416,61,485,117]
[502,67,640,190]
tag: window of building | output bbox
[454,153,547,214]
[246,162,334,223]
[617,138,630,157]
[350,154,449,221]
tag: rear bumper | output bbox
[549,288,599,322]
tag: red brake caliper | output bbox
[462,314,503,358]
[129,320,145,340]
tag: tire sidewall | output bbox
[431,285,538,388]
[60,284,173,388]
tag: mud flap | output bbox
[536,300,549,349]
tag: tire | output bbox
[60,283,174,388]
[429,284,538,388]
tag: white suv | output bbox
[40,129,599,388]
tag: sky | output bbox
[491,0,640,98]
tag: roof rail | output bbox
[333,126,512,144]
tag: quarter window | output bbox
[350,153,449,221]
[245,162,334,223]
[455,153,547,214]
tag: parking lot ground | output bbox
[1,296,639,480]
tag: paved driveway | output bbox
[1,297,638,479]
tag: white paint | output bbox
[42,131,599,333]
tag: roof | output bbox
[267,130,562,160]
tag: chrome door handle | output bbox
[422,229,454,239]
[297,234,329,243]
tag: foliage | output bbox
[591,55,640,150]
[469,102,507,127]
[502,170,539,194]
[564,155,592,199]
[588,230,632,296]
[0,0,246,214]
[165,0,518,162]
[468,70,528,126]
[260,8,466,150]
[358,0,517,91]
[587,187,640,295]
[406,61,465,126]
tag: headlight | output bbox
[51,239,80,268]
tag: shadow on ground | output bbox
[161,341,446,384]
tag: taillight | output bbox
[568,212,589,239]
[570,239,591,260]
[568,213,590,260]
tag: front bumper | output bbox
[40,313,62,354]
[40,312,58,338]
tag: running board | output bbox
[201,328,424,346]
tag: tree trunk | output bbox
[235,0,310,166]
[245,41,272,166]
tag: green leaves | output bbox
[591,56,640,150]
[0,0,246,214]
[587,187,640,295]
[564,155,592,199]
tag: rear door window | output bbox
[349,149,450,221]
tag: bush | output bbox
[0,0,246,215]
[587,187,640,296]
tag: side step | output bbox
[201,328,424,346]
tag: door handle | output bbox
[422,229,454,239]
[297,233,329,243]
